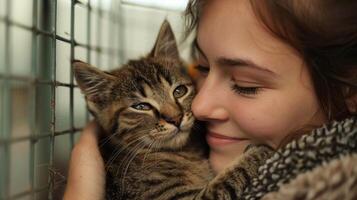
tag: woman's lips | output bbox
[206,132,248,146]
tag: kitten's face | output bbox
[120,59,195,149]
[74,21,196,149]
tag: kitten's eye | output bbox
[131,103,152,110]
[173,85,188,98]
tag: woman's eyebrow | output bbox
[216,57,279,77]
[194,37,279,77]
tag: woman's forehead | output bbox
[197,0,303,79]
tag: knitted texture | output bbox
[262,154,357,200]
[242,117,357,200]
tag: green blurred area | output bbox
[0,0,189,199]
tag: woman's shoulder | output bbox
[262,152,357,200]
[242,116,357,200]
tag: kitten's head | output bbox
[74,20,195,150]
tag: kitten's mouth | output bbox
[179,117,195,132]
[150,127,189,146]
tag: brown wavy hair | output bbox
[184,0,357,121]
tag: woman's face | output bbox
[191,0,326,173]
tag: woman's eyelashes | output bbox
[195,63,262,97]
[230,84,260,96]
[230,77,262,96]
[194,64,209,76]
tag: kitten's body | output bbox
[74,20,273,200]
[103,136,213,199]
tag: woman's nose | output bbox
[191,77,229,121]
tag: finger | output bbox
[77,120,100,146]
[64,121,105,200]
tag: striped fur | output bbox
[74,20,273,200]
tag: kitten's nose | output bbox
[162,114,182,127]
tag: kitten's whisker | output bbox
[105,134,148,169]
[142,141,156,165]
[99,131,122,148]
[116,139,146,196]
[100,126,150,149]
[116,140,144,172]
[121,139,148,170]
[104,129,153,169]
[148,140,163,169]
[119,139,148,195]
[116,136,148,171]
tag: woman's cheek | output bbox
[230,98,295,148]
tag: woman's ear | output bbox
[343,86,357,114]
[346,93,357,113]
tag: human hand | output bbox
[64,121,105,200]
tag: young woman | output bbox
[64,0,356,199]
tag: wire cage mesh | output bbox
[0,0,189,199]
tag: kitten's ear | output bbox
[149,19,180,59]
[73,61,115,104]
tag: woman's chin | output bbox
[208,143,249,174]
[209,152,234,174]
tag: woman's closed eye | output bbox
[194,60,266,97]
[230,84,261,96]
[194,64,209,77]
[230,78,263,97]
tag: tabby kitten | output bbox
[73,20,273,200]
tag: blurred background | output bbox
[0,0,192,199]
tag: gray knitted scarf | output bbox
[242,116,357,200]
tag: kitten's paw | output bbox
[225,144,274,187]
[244,143,273,153]
[243,143,257,153]
[243,144,274,166]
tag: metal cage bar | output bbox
[69,0,75,149]
[0,17,117,56]
[48,0,57,197]
[1,0,12,198]
[96,0,103,68]
[29,0,39,198]
[85,0,92,122]
[0,0,185,198]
